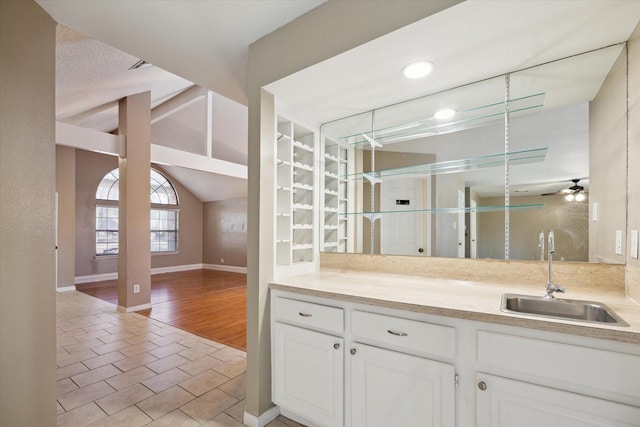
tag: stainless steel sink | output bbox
[501,293,629,326]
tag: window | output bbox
[96,168,179,255]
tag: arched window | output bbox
[95,168,179,255]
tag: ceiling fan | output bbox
[542,178,587,201]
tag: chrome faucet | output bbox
[545,230,565,298]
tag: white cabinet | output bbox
[350,342,455,427]
[270,289,640,427]
[275,116,316,266]
[273,322,344,427]
[476,373,640,427]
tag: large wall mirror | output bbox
[320,44,628,264]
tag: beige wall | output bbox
[480,195,588,261]
[0,1,57,425]
[589,46,628,264]
[247,0,462,418]
[627,22,640,301]
[203,197,248,267]
[74,149,203,278]
[56,145,76,288]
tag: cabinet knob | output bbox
[478,381,487,391]
[350,348,357,355]
[333,343,340,350]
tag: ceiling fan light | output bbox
[565,194,575,202]
[575,193,586,202]
[402,61,434,79]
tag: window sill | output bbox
[95,251,181,259]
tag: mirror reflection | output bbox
[320,45,627,263]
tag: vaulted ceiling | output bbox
[38,1,640,201]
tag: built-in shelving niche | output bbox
[276,116,315,266]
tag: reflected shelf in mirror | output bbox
[333,93,545,148]
[347,148,548,183]
[342,203,544,221]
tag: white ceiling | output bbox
[266,0,639,197]
[39,0,326,105]
[40,1,640,201]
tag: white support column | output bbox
[206,91,214,158]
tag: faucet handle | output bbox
[548,230,555,253]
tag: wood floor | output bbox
[77,269,247,351]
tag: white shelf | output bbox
[293,224,313,230]
[293,140,314,152]
[294,203,313,210]
[276,115,315,267]
[292,243,313,250]
[293,162,313,172]
[293,183,314,191]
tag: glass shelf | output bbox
[341,203,544,219]
[339,93,545,147]
[347,148,547,182]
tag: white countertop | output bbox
[271,269,640,344]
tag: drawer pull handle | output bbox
[387,329,408,337]
[298,312,312,317]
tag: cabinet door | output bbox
[273,322,344,427]
[476,373,640,427]
[350,343,455,427]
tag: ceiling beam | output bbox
[56,121,247,180]
[56,121,123,155]
[151,145,247,179]
[150,85,207,125]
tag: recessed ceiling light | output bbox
[402,61,434,79]
[434,108,456,120]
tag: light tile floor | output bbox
[56,291,304,427]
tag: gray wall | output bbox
[589,46,628,264]
[56,145,76,288]
[0,1,57,424]
[203,197,248,267]
[480,195,588,261]
[627,21,640,301]
[74,149,204,277]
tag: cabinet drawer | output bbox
[351,310,455,359]
[273,297,344,335]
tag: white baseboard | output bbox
[117,303,152,313]
[203,263,247,274]
[75,272,118,284]
[56,285,77,292]
[151,263,204,275]
[243,406,280,427]
[75,264,207,284]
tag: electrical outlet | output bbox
[133,284,140,294]
[615,230,623,255]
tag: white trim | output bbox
[75,264,206,284]
[117,303,152,313]
[243,406,280,427]
[151,263,204,275]
[56,285,77,293]
[203,263,247,274]
[75,272,118,284]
